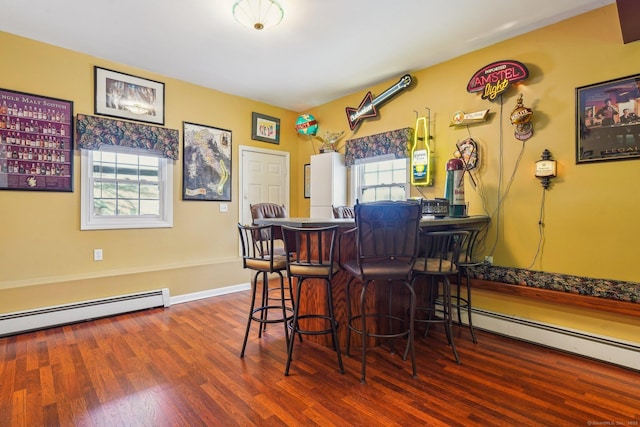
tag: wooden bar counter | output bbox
[254,215,490,348]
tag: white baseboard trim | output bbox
[456,307,640,371]
[170,283,250,305]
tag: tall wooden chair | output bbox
[237,223,293,357]
[342,200,422,383]
[249,202,290,308]
[453,227,485,343]
[410,230,470,364]
[332,205,355,219]
[250,202,288,244]
[282,225,344,376]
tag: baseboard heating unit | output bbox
[0,288,170,337]
[451,306,640,371]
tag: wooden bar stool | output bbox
[454,227,485,343]
[342,200,422,384]
[409,230,470,364]
[332,205,354,218]
[250,203,291,312]
[282,225,344,376]
[237,223,293,358]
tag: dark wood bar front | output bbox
[254,215,490,348]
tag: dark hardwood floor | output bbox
[1,288,639,426]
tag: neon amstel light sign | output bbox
[467,60,529,100]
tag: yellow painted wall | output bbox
[305,6,639,280]
[300,5,640,343]
[0,31,301,312]
[1,5,638,345]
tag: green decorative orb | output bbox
[295,114,318,136]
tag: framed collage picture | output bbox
[0,88,74,192]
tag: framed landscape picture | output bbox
[94,66,165,125]
[182,122,232,201]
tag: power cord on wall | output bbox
[488,138,527,257]
[486,96,528,258]
[526,186,547,268]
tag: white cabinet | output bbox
[310,152,347,218]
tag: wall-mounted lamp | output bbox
[535,149,557,189]
[232,0,284,31]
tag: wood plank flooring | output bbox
[1,289,639,426]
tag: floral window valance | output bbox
[344,127,413,166]
[75,114,179,160]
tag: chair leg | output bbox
[465,269,478,344]
[259,272,268,337]
[287,275,303,343]
[387,282,396,355]
[360,280,369,384]
[406,279,417,379]
[284,277,304,376]
[399,278,418,377]
[423,277,437,338]
[240,271,260,358]
[277,271,290,350]
[345,277,354,358]
[443,277,461,364]
[404,277,417,361]
[441,278,453,345]
[455,272,463,326]
[325,278,344,374]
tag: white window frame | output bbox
[349,155,410,204]
[80,149,173,230]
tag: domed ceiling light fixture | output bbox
[233,0,284,31]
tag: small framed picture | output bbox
[94,66,165,125]
[251,112,280,144]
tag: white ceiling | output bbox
[0,0,615,112]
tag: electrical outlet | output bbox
[94,249,103,261]
[484,256,493,265]
[219,203,228,212]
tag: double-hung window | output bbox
[351,156,409,203]
[80,149,173,230]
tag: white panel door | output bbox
[239,146,289,227]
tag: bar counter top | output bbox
[254,215,490,228]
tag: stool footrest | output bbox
[435,295,470,306]
[251,306,294,324]
[347,313,411,340]
[289,314,338,336]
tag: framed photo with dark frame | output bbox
[304,163,311,198]
[182,121,232,201]
[0,88,74,192]
[251,112,280,144]
[576,73,640,164]
[94,66,165,125]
